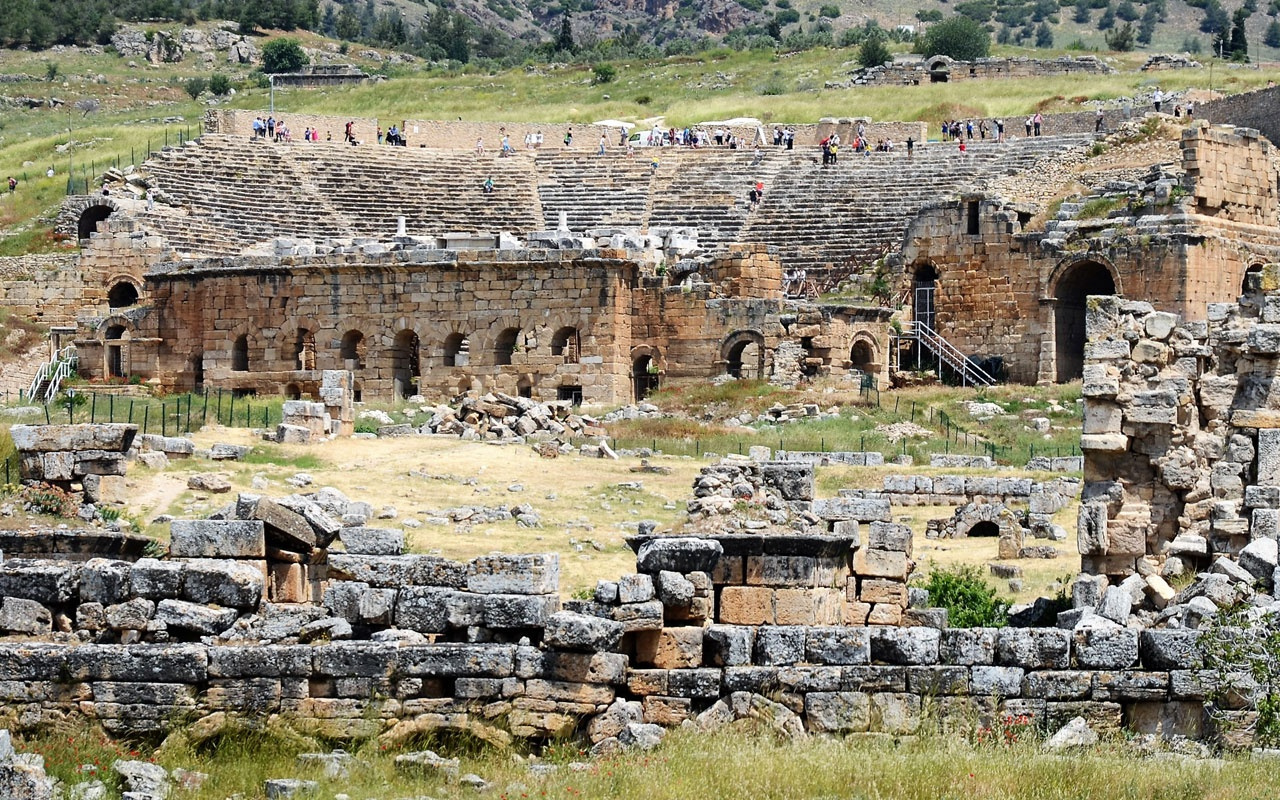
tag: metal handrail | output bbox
[894,321,996,387]
[27,346,79,403]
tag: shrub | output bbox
[19,483,78,517]
[819,4,841,17]
[591,63,616,84]
[920,565,1010,627]
[915,15,991,60]
[44,61,59,82]
[1105,21,1135,49]
[1199,603,1280,746]
[183,76,208,100]
[208,73,233,96]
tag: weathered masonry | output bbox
[70,243,889,404]
[896,125,1280,384]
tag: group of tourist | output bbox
[376,124,409,146]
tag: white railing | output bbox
[892,321,996,387]
[26,346,79,403]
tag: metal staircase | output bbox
[890,321,996,387]
[26,346,79,403]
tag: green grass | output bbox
[12,719,1280,799]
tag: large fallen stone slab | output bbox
[9,424,137,453]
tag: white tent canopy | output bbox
[593,119,636,129]
[696,117,763,127]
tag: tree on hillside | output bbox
[1105,20,1135,49]
[1266,18,1280,47]
[1098,4,1116,29]
[1074,2,1092,23]
[555,10,574,53]
[915,15,991,60]
[1201,0,1229,34]
[1035,20,1054,46]
[1138,5,1159,44]
[261,37,307,73]
[857,29,891,67]
[1228,6,1251,59]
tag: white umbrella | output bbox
[593,119,636,129]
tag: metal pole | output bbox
[142,405,149,434]
[91,393,96,423]
[161,402,166,437]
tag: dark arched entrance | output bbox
[850,339,875,372]
[1244,263,1264,296]
[969,521,1000,537]
[633,355,659,401]
[723,331,765,379]
[78,205,113,241]
[392,329,420,399]
[1054,261,1116,382]
[913,264,938,330]
[107,281,139,309]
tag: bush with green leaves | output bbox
[183,76,208,100]
[592,63,616,84]
[915,15,991,60]
[1198,603,1280,746]
[920,565,1010,628]
[208,73,233,96]
[261,37,308,74]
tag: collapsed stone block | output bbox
[170,520,266,559]
[467,554,559,595]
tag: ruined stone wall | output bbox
[0,254,88,326]
[1183,124,1280,227]
[852,55,1115,87]
[1078,272,1280,581]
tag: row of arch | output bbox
[229,324,584,398]
[720,330,880,381]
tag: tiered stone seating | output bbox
[293,143,543,238]
[533,150,658,231]
[742,134,1097,280]
[128,131,1095,270]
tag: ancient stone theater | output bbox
[22,86,1280,402]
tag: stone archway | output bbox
[849,334,878,374]
[722,330,765,379]
[107,279,140,309]
[1051,259,1118,382]
[1244,263,1264,296]
[78,204,115,241]
[391,329,421,399]
[630,345,663,402]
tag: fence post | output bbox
[188,395,193,433]
[203,389,209,424]
[229,393,235,427]
[128,399,134,424]
[142,406,149,435]
[67,399,73,424]
[90,393,97,423]
[109,393,114,423]
[162,402,167,437]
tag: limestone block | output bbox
[805,691,870,733]
[1073,624,1139,669]
[1239,537,1278,584]
[645,627,703,669]
[326,554,467,588]
[1080,434,1128,452]
[745,555,816,587]
[80,558,132,605]
[859,579,907,607]
[129,558,184,600]
[1259,430,1280,487]
[1144,312,1179,340]
[1081,364,1119,398]
[1083,402,1123,435]
[635,538,723,574]
[337,528,404,556]
[155,598,238,635]
[467,554,559,595]
[995,628,1071,669]
[810,497,891,522]
[854,548,909,581]
[805,626,870,665]
[753,626,806,665]
[169,520,265,559]
[543,611,624,653]
[868,692,921,734]
[9,423,137,453]
[867,603,903,625]
[971,665,1023,696]
[1248,324,1280,354]
[643,695,692,726]
[0,597,52,635]
[1077,502,1108,555]
[181,559,265,609]
[617,574,654,603]
[704,625,755,666]
[939,628,996,665]
[719,586,773,625]
[1139,630,1201,670]
[269,563,308,604]
[482,594,559,629]
[105,598,155,630]
[867,521,913,555]
[869,627,940,665]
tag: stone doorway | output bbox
[105,325,125,379]
[633,355,659,401]
[78,205,113,241]
[1054,261,1116,382]
[392,330,420,399]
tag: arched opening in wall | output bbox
[1054,260,1116,383]
[78,205,113,241]
[1244,263,1264,296]
[850,339,876,373]
[723,331,765,379]
[633,355,659,402]
[551,327,581,363]
[968,521,1000,537]
[444,333,470,367]
[392,330,420,399]
[107,281,139,309]
[517,376,533,399]
[294,328,316,371]
[190,354,205,392]
[913,264,938,331]
[105,325,126,379]
[232,334,249,372]
[340,330,366,371]
[284,382,302,400]
[494,327,521,366]
[353,381,362,403]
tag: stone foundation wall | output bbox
[0,254,88,327]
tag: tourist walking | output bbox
[1095,107,1104,132]
[563,129,573,147]
[483,176,494,194]
[598,133,607,155]
[6,176,15,194]
[1152,86,1164,113]
[1033,112,1042,137]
